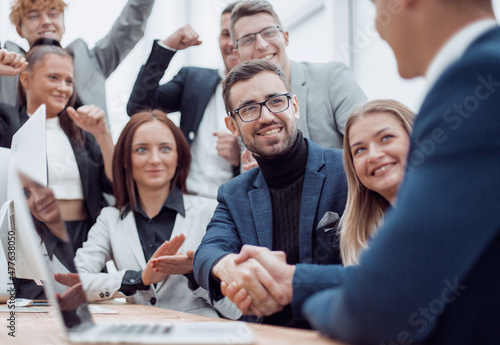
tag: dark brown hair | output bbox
[222,59,291,114]
[113,110,191,215]
[229,0,283,39]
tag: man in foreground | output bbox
[222,1,500,344]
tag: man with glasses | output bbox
[229,0,367,149]
[193,59,347,328]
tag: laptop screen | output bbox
[12,170,94,332]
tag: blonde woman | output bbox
[339,100,415,266]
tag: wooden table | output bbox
[0,301,347,345]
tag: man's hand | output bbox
[213,130,240,167]
[221,246,295,315]
[0,49,28,76]
[142,234,186,286]
[213,253,289,316]
[161,23,202,51]
[241,148,258,171]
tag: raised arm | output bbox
[67,105,114,182]
[90,0,155,78]
[0,49,27,76]
[126,24,202,116]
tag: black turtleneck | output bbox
[254,130,310,328]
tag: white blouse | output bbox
[46,117,84,200]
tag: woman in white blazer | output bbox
[75,110,240,319]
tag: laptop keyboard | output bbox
[100,323,173,335]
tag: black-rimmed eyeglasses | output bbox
[235,26,283,49]
[228,93,292,122]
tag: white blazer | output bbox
[75,194,240,319]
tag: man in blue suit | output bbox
[193,59,347,328]
[127,3,242,199]
[221,0,500,344]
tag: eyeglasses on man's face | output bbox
[235,26,283,49]
[229,93,292,122]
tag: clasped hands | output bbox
[214,245,295,317]
[141,233,195,286]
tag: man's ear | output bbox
[283,30,290,47]
[16,25,25,39]
[292,94,300,120]
[225,116,240,137]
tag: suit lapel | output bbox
[248,172,274,249]
[290,61,310,139]
[121,212,148,268]
[298,141,326,261]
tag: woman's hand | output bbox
[150,249,195,276]
[67,105,108,138]
[141,234,186,286]
[67,105,115,181]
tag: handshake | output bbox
[212,245,295,317]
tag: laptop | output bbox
[2,104,255,344]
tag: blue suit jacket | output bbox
[292,27,500,345]
[127,41,220,146]
[193,139,347,300]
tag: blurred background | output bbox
[1,0,500,140]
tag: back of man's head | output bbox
[9,0,67,28]
[222,59,291,114]
[229,0,283,40]
[222,1,239,15]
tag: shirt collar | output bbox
[135,186,185,219]
[41,225,63,260]
[218,68,227,81]
[425,19,498,92]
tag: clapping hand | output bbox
[141,234,187,286]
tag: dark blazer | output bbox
[0,103,28,148]
[193,139,347,300]
[292,27,500,345]
[0,104,110,224]
[127,41,220,146]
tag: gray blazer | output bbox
[75,195,241,319]
[290,60,367,149]
[0,0,155,114]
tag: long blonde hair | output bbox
[339,99,415,266]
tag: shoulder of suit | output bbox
[65,38,89,53]
[4,41,25,54]
[179,66,219,76]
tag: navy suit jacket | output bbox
[127,41,220,146]
[193,139,347,300]
[292,27,500,345]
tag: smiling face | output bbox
[21,53,74,118]
[225,71,299,159]
[21,175,61,226]
[233,13,290,77]
[16,3,65,47]
[219,12,241,74]
[348,112,410,204]
[131,120,178,195]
